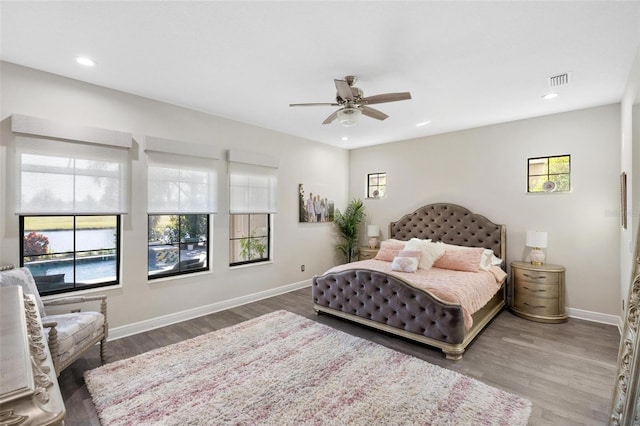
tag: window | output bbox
[367,172,386,198]
[229,214,270,266]
[148,214,209,278]
[12,117,131,295]
[228,150,278,267]
[146,137,218,279]
[527,155,571,193]
[21,215,120,295]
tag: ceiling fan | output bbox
[289,76,412,126]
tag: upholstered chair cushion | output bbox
[43,311,105,363]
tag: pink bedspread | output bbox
[324,260,506,330]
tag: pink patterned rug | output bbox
[85,310,531,425]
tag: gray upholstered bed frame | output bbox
[312,203,506,360]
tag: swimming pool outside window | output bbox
[148,214,209,278]
[20,215,120,295]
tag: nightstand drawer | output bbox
[513,268,560,285]
[358,247,379,261]
[513,293,559,316]
[514,280,559,299]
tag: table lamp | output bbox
[526,230,547,266]
[367,225,380,249]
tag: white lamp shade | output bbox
[367,225,380,237]
[526,231,548,248]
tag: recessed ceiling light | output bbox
[541,93,558,100]
[416,121,431,127]
[76,56,95,67]
[341,136,348,141]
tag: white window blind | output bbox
[16,136,130,214]
[146,151,218,214]
[228,151,278,214]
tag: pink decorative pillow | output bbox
[391,256,419,273]
[433,247,485,272]
[437,242,496,271]
[374,240,407,262]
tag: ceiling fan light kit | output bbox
[337,108,361,127]
[290,75,412,126]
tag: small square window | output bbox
[527,155,570,193]
[367,172,386,198]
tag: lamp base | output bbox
[530,247,545,266]
[368,237,378,249]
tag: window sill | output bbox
[147,269,214,284]
[229,260,273,270]
[40,283,123,300]
[526,190,572,195]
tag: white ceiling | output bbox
[1,1,639,149]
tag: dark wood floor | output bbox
[59,287,620,426]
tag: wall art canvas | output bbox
[299,184,334,223]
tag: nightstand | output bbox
[510,261,567,323]
[358,247,379,261]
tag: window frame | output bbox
[147,214,210,280]
[229,213,271,267]
[20,214,121,296]
[367,172,387,199]
[527,154,571,193]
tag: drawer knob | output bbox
[523,286,546,293]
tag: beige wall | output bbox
[0,62,349,332]
[0,60,627,329]
[620,44,640,316]
[349,104,621,317]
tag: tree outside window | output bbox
[367,172,386,198]
[148,214,209,278]
[527,155,570,193]
[229,214,270,266]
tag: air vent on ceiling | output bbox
[548,73,570,88]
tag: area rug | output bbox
[85,310,531,425]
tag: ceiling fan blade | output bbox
[361,106,389,121]
[289,102,340,107]
[361,92,412,105]
[322,110,339,125]
[334,79,354,101]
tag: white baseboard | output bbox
[108,279,312,341]
[567,307,620,328]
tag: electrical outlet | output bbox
[301,264,305,272]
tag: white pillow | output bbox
[391,256,419,273]
[404,238,445,270]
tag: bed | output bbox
[312,203,506,360]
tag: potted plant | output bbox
[334,198,366,263]
[239,231,267,261]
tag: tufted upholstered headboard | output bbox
[389,203,506,265]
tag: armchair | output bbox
[0,265,108,376]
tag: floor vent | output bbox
[549,73,570,87]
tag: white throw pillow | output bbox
[391,256,419,273]
[404,238,445,270]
